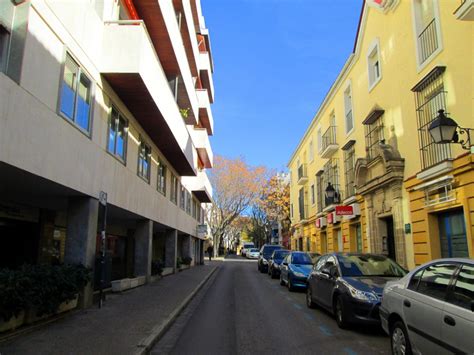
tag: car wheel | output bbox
[391,321,412,355]
[288,277,295,292]
[306,287,316,309]
[334,296,349,329]
[257,263,260,272]
[280,274,285,286]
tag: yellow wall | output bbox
[288,1,473,269]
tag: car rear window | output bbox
[263,246,281,255]
[274,250,289,258]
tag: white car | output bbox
[380,258,474,355]
[241,242,255,257]
[246,248,260,259]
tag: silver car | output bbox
[380,258,474,355]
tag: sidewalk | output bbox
[0,262,220,355]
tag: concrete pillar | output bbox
[182,234,192,259]
[65,197,99,308]
[134,220,153,282]
[199,240,205,265]
[165,229,178,273]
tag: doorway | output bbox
[380,216,396,261]
[320,231,327,254]
[438,209,468,258]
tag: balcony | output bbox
[321,126,339,158]
[101,21,197,176]
[196,89,214,135]
[188,127,213,168]
[133,0,198,124]
[418,19,439,64]
[297,164,308,185]
[454,0,474,20]
[198,34,215,104]
[181,170,212,203]
[173,0,200,77]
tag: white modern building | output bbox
[0,0,215,306]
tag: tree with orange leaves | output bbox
[207,156,267,254]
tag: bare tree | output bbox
[206,156,267,255]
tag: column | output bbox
[65,197,99,308]
[182,234,192,260]
[165,229,178,273]
[134,220,153,282]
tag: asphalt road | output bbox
[152,256,390,355]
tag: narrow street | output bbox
[153,256,389,355]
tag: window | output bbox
[447,264,474,310]
[157,160,167,195]
[344,86,353,134]
[179,184,185,210]
[310,184,315,205]
[137,140,151,182]
[0,26,9,73]
[413,0,441,66]
[309,139,314,162]
[367,40,381,89]
[412,67,450,170]
[416,263,458,301]
[323,159,341,207]
[60,54,93,133]
[192,199,197,219]
[408,268,423,291]
[170,173,178,204]
[316,172,324,213]
[364,113,384,161]
[185,191,191,214]
[343,144,356,198]
[107,107,128,162]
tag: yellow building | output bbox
[288,0,473,269]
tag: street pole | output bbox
[99,191,107,309]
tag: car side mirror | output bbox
[329,266,338,278]
[283,262,288,266]
[259,252,262,256]
[321,267,331,276]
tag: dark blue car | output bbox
[279,252,313,291]
[306,253,406,328]
[267,249,290,278]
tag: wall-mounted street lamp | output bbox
[325,182,340,206]
[429,110,473,152]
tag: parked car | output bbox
[246,248,260,259]
[268,249,290,278]
[306,253,406,329]
[241,242,254,257]
[380,258,474,355]
[258,244,283,273]
[279,251,313,291]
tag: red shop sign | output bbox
[335,205,354,216]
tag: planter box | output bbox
[137,276,146,286]
[180,265,190,271]
[0,311,25,333]
[130,278,139,288]
[25,308,50,325]
[162,267,174,276]
[111,278,131,292]
[57,295,78,314]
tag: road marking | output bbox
[293,303,303,310]
[304,313,315,321]
[319,325,333,336]
[286,296,292,301]
[279,290,285,295]
[343,348,358,355]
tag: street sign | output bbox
[335,205,354,216]
[197,224,208,238]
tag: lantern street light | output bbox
[428,110,473,152]
[325,182,339,206]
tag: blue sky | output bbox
[201,0,363,171]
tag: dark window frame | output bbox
[364,117,384,161]
[137,139,151,183]
[59,52,94,136]
[343,145,356,198]
[157,160,167,196]
[106,106,128,163]
[413,67,451,170]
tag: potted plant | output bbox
[182,257,192,268]
[176,257,183,270]
[151,260,164,276]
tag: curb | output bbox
[134,265,219,355]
